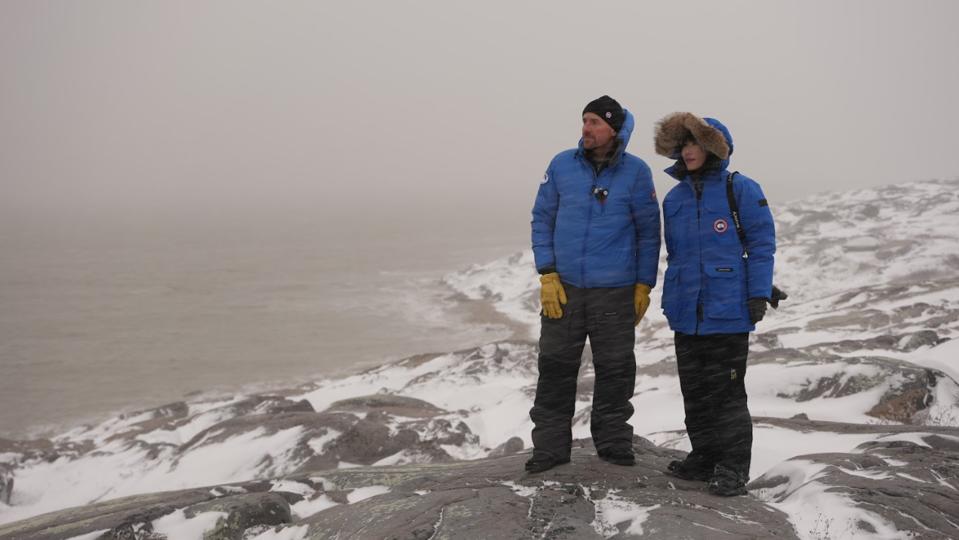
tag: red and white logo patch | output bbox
[713,218,729,233]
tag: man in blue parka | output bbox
[526,96,661,473]
[654,112,776,496]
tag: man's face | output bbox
[582,112,616,150]
[682,139,708,171]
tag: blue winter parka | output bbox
[531,110,661,289]
[661,119,776,335]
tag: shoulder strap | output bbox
[725,171,748,257]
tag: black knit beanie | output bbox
[582,95,625,132]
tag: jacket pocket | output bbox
[662,199,684,255]
[661,265,680,320]
[703,263,744,320]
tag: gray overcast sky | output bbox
[2,1,957,246]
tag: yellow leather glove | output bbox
[539,272,568,319]
[634,284,651,326]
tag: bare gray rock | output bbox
[488,436,524,458]
[902,330,945,351]
[0,467,12,506]
[327,394,447,418]
[325,414,420,465]
[187,492,292,540]
[807,309,892,331]
[0,436,92,464]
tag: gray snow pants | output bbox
[675,332,752,478]
[529,284,636,460]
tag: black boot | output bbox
[525,451,570,473]
[666,459,711,481]
[597,447,635,466]
[707,464,748,496]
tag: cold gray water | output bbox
[0,217,526,438]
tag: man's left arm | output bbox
[631,162,662,289]
[738,178,776,299]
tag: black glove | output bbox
[748,297,768,324]
[769,286,789,309]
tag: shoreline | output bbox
[2,281,530,443]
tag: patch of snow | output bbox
[751,426,881,481]
[372,449,436,466]
[306,429,341,454]
[837,467,892,481]
[754,460,907,540]
[65,530,111,540]
[501,481,539,498]
[895,473,926,483]
[589,489,659,538]
[879,457,909,467]
[347,485,390,504]
[905,339,959,384]
[270,480,314,497]
[290,494,338,519]
[0,426,307,526]
[151,509,227,540]
[209,485,246,496]
[308,476,336,491]
[244,524,310,540]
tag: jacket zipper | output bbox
[694,178,705,334]
[581,163,598,287]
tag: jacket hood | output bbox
[655,112,734,179]
[578,109,635,163]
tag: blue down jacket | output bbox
[661,118,776,334]
[531,110,661,288]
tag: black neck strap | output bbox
[726,171,747,257]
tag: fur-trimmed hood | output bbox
[654,112,734,178]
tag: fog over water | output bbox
[0,218,522,437]
[2,1,958,436]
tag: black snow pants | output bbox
[675,332,752,478]
[530,284,636,460]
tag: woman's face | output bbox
[681,140,707,171]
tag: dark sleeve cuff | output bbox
[537,267,556,275]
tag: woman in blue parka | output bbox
[654,112,776,496]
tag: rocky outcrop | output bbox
[183,492,293,540]
[752,425,959,539]
[748,349,951,424]
[0,438,801,540]
[5,424,959,539]
[0,483,292,540]
[326,395,447,418]
[294,439,798,539]
[488,436,524,458]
